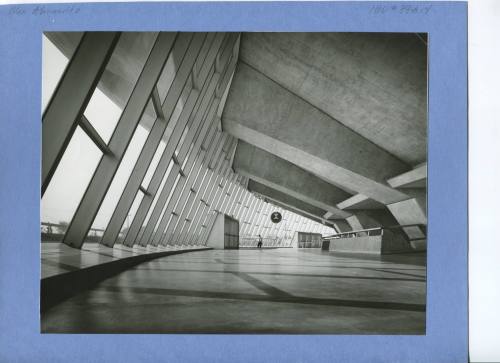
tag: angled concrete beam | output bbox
[257,194,333,228]
[330,220,352,233]
[387,198,427,238]
[239,33,427,165]
[345,210,399,231]
[336,193,385,211]
[223,62,427,243]
[247,180,328,222]
[233,141,351,219]
[222,63,411,205]
[387,163,427,189]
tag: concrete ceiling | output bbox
[239,32,427,166]
[233,140,352,218]
[223,62,411,205]
[47,32,427,230]
[247,180,328,222]
[49,32,427,164]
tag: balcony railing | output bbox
[323,224,427,242]
[41,222,107,242]
[239,235,292,248]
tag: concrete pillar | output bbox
[101,33,207,247]
[331,220,352,233]
[42,32,120,195]
[63,33,178,249]
[387,198,427,248]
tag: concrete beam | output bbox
[336,193,385,211]
[345,210,400,231]
[387,198,427,240]
[222,63,411,205]
[259,196,332,228]
[239,32,427,165]
[233,141,351,219]
[387,163,427,189]
[330,220,352,233]
[247,180,328,223]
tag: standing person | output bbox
[257,234,263,249]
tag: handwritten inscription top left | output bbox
[8,5,81,16]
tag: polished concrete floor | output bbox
[41,249,426,334]
[41,242,205,278]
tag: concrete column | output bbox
[189,158,231,244]
[184,155,223,244]
[199,169,236,244]
[63,33,177,249]
[149,49,237,246]
[220,176,239,216]
[240,196,257,234]
[100,33,205,247]
[133,68,219,246]
[232,192,250,233]
[243,198,262,236]
[330,220,351,233]
[42,32,120,195]
[386,165,427,246]
[387,198,427,247]
[156,148,207,246]
[344,209,398,230]
[162,150,207,244]
[179,144,227,244]
[171,131,226,244]
[228,185,244,217]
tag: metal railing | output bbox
[323,224,426,241]
[239,235,292,248]
[41,222,107,242]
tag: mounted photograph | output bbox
[40,31,428,334]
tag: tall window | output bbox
[41,33,83,113]
[41,32,157,242]
[41,127,102,240]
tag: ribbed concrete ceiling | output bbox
[239,32,427,166]
[47,32,427,229]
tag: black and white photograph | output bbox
[40,31,428,334]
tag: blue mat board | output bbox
[0,2,468,362]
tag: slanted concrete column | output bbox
[331,220,352,233]
[101,33,207,247]
[386,164,427,248]
[42,32,120,195]
[387,198,427,249]
[346,214,378,231]
[345,210,398,230]
[63,33,177,249]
